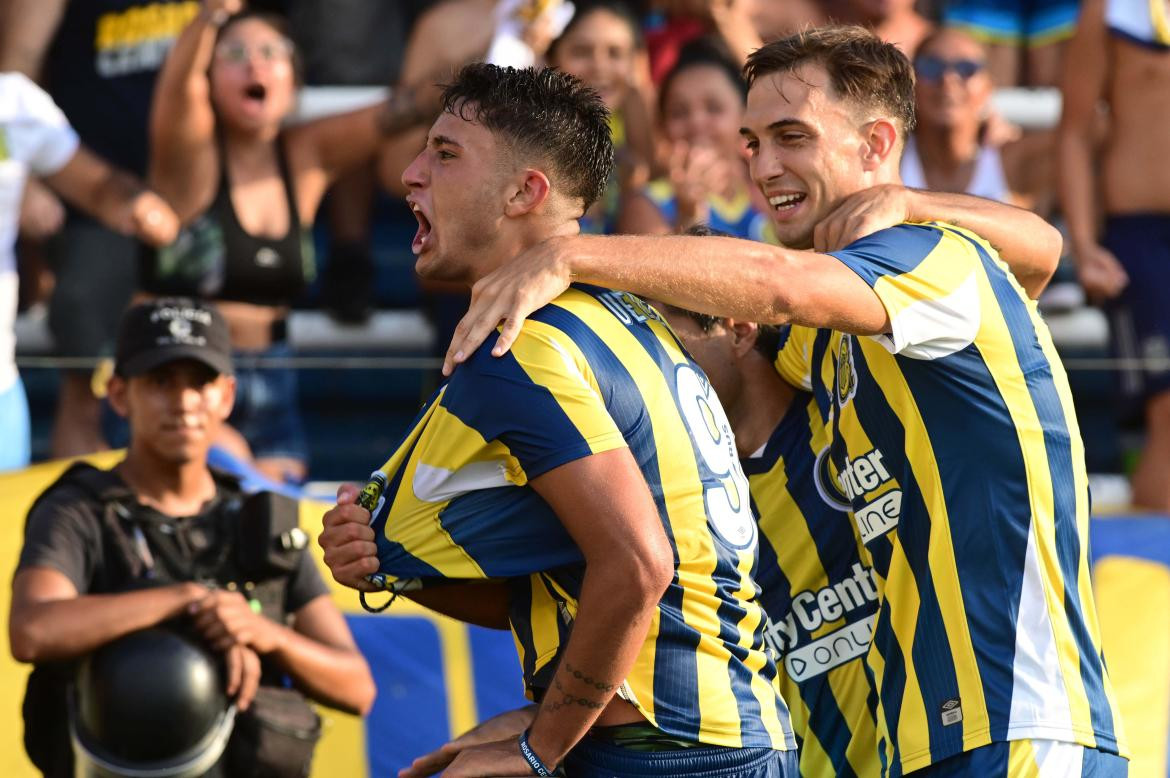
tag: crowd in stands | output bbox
[0,0,1162,507]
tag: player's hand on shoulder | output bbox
[443,235,575,376]
[813,183,913,252]
[399,705,538,778]
[319,483,381,592]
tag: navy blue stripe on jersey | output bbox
[800,677,860,778]
[775,406,875,774]
[372,417,446,580]
[847,342,964,764]
[829,224,944,285]
[970,238,1119,749]
[508,577,539,687]
[873,609,907,775]
[898,342,1030,743]
[442,336,595,479]
[751,492,792,616]
[604,303,787,718]
[438,488,582,577]
[527,302,709,740]
[712,596,769,746]
[809,330,834,430]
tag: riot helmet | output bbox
[70,628,236,777]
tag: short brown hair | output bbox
[744,25,916,133]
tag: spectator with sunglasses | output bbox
[901,29,1013,203]
[142,0,402,483]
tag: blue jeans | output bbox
[563,737,798,778]
[0,376,30,471]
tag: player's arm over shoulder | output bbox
[447,319,627,482]
[829,223,985,358]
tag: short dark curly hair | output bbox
[744,25,916,135]
[440,63,615,211]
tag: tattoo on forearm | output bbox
[564,662,618,692]
[544,678,607,712]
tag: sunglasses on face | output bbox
[214,39,293,65]
[914,56,985,83]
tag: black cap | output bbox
[115,299,233,378]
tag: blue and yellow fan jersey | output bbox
[774,223,1128,775]
[746,387,882,778]
[643,179,778,244]
[366,283,794,751]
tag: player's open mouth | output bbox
[410,202,433,255]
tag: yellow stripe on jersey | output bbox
[768,222,1127,773]
[365,284,792,751]
[747,387,882,777]
[549,288,785,746]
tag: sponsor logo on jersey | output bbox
[814,445,852,512]
[836,334,858,407]
[598,290,662,326]
[763,562,880,678]
[837,447,902,544]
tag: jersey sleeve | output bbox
[7,74,80,176]
[829,223,983,360]
[442,325,627,481]
[774,324,815,391]
[18,488,99,593]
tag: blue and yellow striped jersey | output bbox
[775,223,1128,774]
[366,283,793,751]
[643,179,778,244]
[746,388,882,777]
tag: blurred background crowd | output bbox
[0,0,1152,505]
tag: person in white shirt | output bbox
[0,72,178,470]
[899,28,1013,204]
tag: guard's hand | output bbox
[443,235,575,375]
[1075,243,1129,301]
[129,190,180,247]
[190,589,281,654]
[438,737,539,778]
[813,184,913,252]
[319,483,381,592]
[223,643,261,711]
[399,706,538,777]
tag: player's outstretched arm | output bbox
[814,184,1063,298]
[438,447,675,776]
[442,232,889,374]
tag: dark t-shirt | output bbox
[17,464,329,777]
[18,470,327,611]
[43,0,201,175]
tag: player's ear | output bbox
[860,118,898,172]
[504,169,552,217]
[727,319,759,357]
